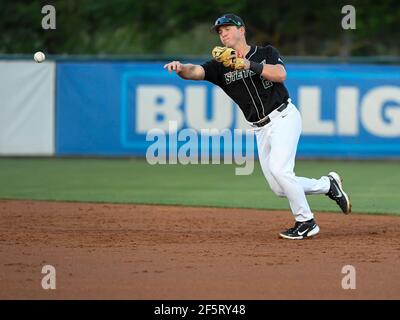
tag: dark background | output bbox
[1,0,399,58]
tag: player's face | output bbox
[218,25,243,47]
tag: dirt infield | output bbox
[0,200,399,300]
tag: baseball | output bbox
[34,51,46,63]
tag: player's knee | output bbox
[265,176,286,197]
[271,187,286,197]
[267,180,286,197]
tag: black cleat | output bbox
[279,219,320,240]
[326,171,352,214]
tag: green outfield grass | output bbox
[0,158,399,215]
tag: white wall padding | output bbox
[0,61,55,155]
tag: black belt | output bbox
[252,101,289,128]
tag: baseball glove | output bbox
[212,46,246,70]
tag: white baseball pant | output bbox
[254,100,330,222]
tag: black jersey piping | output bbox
[248,47,266,117]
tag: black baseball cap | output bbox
[211,14,245,33]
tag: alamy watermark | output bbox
[341,264,356,289]
[341,5,356,30]
[145,121,256,175]
[42,5,56,29]
[41,264,56,290]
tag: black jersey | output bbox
[201,45,289,123]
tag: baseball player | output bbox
[164,14,351,240]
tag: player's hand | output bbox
[233,51,250,70]
[163,61,183,73]
[243,59,251,70]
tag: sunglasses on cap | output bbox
[211,15,244,32]
[215,16,243,27]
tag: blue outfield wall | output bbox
[56,62,400,158]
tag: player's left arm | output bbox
[242,46,286,83]
[261,46,286,83]
[258,64,286,83]
[243,59,286,83]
